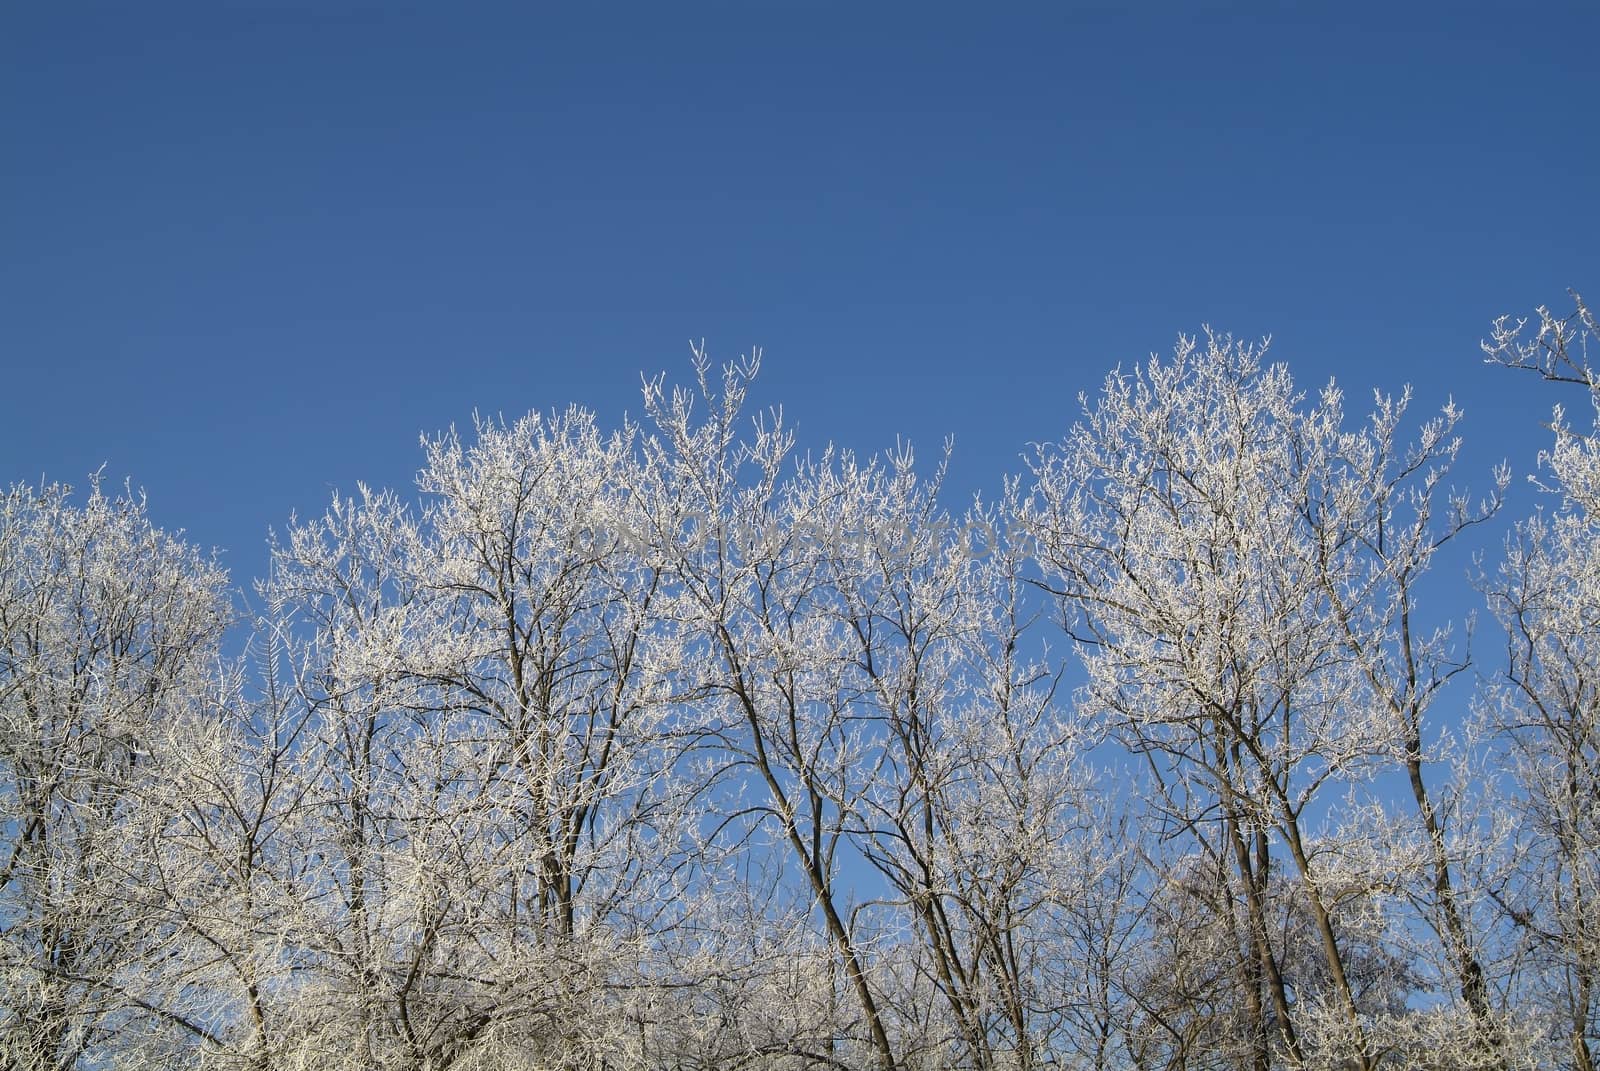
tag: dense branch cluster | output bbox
[3,297,1597,1070]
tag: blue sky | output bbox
[3,2,1596,600]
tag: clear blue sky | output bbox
[4,2,1595,598]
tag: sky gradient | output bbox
[4,2,1596,602]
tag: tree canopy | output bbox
[3,298,1597,1070]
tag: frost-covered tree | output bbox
[1481,292,1600,1071]
[0,479,231,1069]
[627,352,905,1070]
[1024,333,1504,1069]
[16,312,1600,1069]
[127,639,310,1070]
[255,408,693,1069]
[628,351,1123,1070]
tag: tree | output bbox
[254,407,693,1069]
[1024,332,1504,1069]
[0,479,232,1069]
[631,351,1123,1071]
[1481,291,1600,1071]
[839,489,1109,1071]
[17,314,1599,1069]
[1479,510,1600,1071]
[629,352,904,1071]
[129,635,311,1070]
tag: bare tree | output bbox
[838,483,1110,1071]
[0,479,232,1069]
[1025,332,1503,1069]
[1305,387,1508,1068]
[1481,291,1600,1071]
[628,352,1200,1070]
[129,636,311,1070]
[23,314,1600,1069]
[255,406,692,1070]
[630,352,903,1071]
